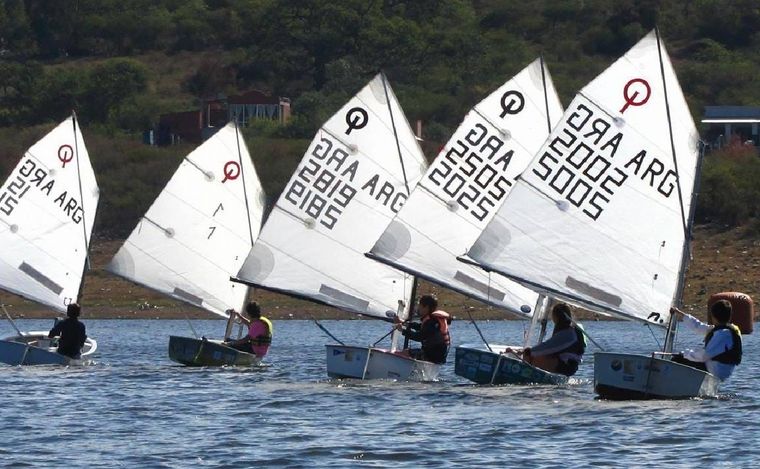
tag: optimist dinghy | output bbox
[108,122,266,366]
[367,58,566,385]
[0,115,99,366]
[464,30,716,398]
[233,74,436,380]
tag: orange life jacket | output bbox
[421,310,451,346]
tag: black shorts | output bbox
[556,359,579,377]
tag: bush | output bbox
[696,147,760,226]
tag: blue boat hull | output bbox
[455,345,568,385]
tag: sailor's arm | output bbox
[48,321,63,338]
[670,307,712,335]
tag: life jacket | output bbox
[421,310,451,347]
[704,323,742,365]
[250,317,273,347]
[572,324,587,355]
[553,323,586,360]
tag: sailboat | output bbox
[463,30,711,398]
[368,58,567,385]
[233,73,432,380]
[0,115,99,366]
[107,122,266,366]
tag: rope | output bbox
[466,310,493,352]
[313,318,345,345]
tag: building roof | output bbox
[703,106,760,123]
[228,89,280,105]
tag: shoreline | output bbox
[1,224,757,324]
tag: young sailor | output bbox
[48,303,88,359]
[225,302,273,358]
[670,300,742,381]
[395,294,451,364]
[519,303,586,376]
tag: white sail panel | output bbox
[0,116,99,312]
[235,74,427,321]
[466,31,699,326]
[108,123,265,317]
[369,59,562,317]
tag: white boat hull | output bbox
[594,352,720,399]
[325,344,441,381]
[0,331,97,366]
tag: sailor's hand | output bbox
[393,322,403,331]
[669,307,683,317]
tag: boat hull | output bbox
[594,352,720,399]
[168,335,261,367]
[0,331,97,366]
[325,345,441,381]
[454,344,569,385]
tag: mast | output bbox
[72,113,93,303]
[233,123,255,314]
[539,55,552,134]
[234,123,256,246]
[382,69,418,350]
[655,28,702,352]
[400,277,419,351]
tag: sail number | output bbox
[427,122,514,223]
[283,135,409,230]
[284,136,358,229]
[0,157,85,223]
[532,101,678,220]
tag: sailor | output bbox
[670,300,742,381]
[395,294,451,364]
[520,303,586,376]
[224,302,273,358]
[47,303,88,359]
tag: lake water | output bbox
[0,318,757,468]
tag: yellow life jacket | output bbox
[250,316,273,347]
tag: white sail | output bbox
[107,123,265,317]
[234,74,427,321]
[0,116,99,312]
[466,30,700,326]
[369,58,562,317]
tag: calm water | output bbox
[0,318,757,468]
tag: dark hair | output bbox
[552,303,572,326]
[67,303,81,318]
[710,299,732,324]
[419,294,438,312]
[245,302,261,319]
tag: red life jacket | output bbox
[421,310,451,346]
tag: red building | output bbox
[154,90,291,145]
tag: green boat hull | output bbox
[168,336,260,367]
[455,345,568,385]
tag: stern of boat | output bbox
[325,345,440,381]
[594,352,720,399]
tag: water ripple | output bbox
[1,319,758,467]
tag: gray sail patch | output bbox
[19,262,63,295]
[565,276,622,307]
[319,284,369,312]
[173,287,203,306]
[453,271,506,302]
